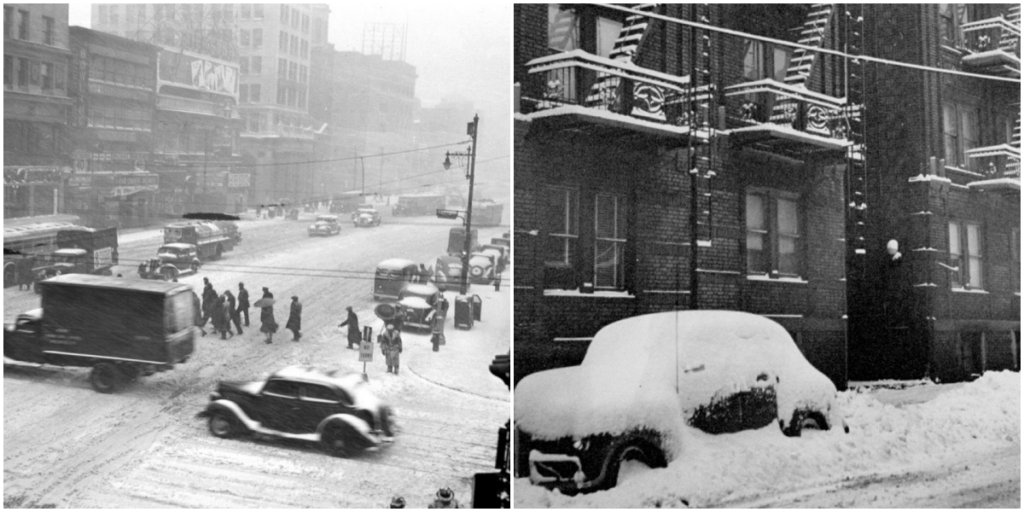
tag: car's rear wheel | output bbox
[190,262,199,273]
[380,406,395,437]
[603,441,667,491]
[321,423,357,457]
[208,411,240,438]
[784,410,826,437]
[90,363,123,393]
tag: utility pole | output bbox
[460,115,479,296]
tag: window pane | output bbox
[966,224,981,256]
[595,195,616,239]
[747,233,766,274]
[777,198,799,236]
[948,222,961,255]
[743,41,764,80]
[773,47,791,82]
[547,5,579,51]
[746,193,765,230]
[595,239,625,289]
[596,17,623,58]
[779,235,800,276]
[968,256,983,288]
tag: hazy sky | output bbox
[67,2,511,196]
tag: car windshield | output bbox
[159,247,181,256]
[52,253,79,264]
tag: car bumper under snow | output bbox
[528,449,599,493]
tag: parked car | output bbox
[352,208,381,227]
[515,310,847,495]
[481,244,508,273]
[397,283,440,330]
[434,255,463,287]
[138,243,202,281]
[308,214,342,236]
[468,251,498,284]
[198,365,395,457]
[373,258,421,300]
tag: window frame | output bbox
[942,102,981,171]
[543,186,579,267]
[745,188,804,279]
[949,220,985,290]
[18,9,29,40]
[547,4,580,52]
[43,16,54,45]
[593,193,628,290]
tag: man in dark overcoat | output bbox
[201,278,217,327]
[380,324,403,375]
[260,287,277,344]
[225,290,242,335]
[339,306,361,349]
[237,282,250,326]
[286,296,302,341]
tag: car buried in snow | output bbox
[515,310,847,495]
[397,282,440,330]
[468,251,498,285]
[308,214,342,236]
[198,365,395,457]
[352,207,381,227]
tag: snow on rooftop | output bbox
[516,371,1020,508]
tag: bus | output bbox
[4,214,83,287]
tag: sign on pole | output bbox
[359,339,374,363]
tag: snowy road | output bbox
[515,372,1020,508]
[4,210,510,508]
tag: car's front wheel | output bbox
[783,410,826,437]
[321,423,357,457]
[90,363,123,393]
[603,440,667,491]
[208,410,241,438]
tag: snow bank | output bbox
[515,311,841,449]
[515,371,1020,508]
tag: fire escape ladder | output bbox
[843,5,868,265]
[1012,113,1021,149]
[784,4,835,88]
[1001,4,1021,53]
[584,4,660,107]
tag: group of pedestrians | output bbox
[191,278,303,344]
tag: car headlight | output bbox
[573,438,589,451]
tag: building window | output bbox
[239,84,248,103]
[253,28,262,48]
[250,84,260,103]
[16,57,27,86]
[277,85,286,105]
[280,31,288,51]
[594,194,628,289]
[1012,229,1020,293]
[302,14,309,33]
[743,40,792,82]
[746,190,803,278]
[280,5,288,24]
[298,89,305,109]
[548,5,579,52]
[3,55,11,85]
[939,4,969,47]
[251,56,262,74]
[287,87,296,107]
[299,65,306,83]
[278,58,287,80]
[18,9,29,40]
[291,35,298,56]
[43,16,54,45]
[543,187,579,266]
[4,6,12,38]
[291,8,299,29]
[240,57,249,74]
[41,62,52,89]
[949,221,984,289]
[240,4,251,19]
[289,61,297,81]
[239,29,250,47]
[253,4,263,19]
[943,103,980,170]
[301,40,308,58]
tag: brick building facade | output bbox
[850,4,1020,382]
[514,4,858,388]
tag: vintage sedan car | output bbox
[397,283,440,330]
[138,243,201,281]
[198,365,395,457]
[468,251,498,284]
[352,208,381,227]
[516,311,847,495]
[434,255,463,289]
[308,215,342,236]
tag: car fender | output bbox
[199,399,258,432]
[159,263,180,274]
[317,413,377,444]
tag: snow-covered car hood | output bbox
[469,254,493,268]
[398,297,432,311]
[515,311,843,445]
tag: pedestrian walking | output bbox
[338,306,361,349]
[17,256,34,291]
[380,324,403,374]
[190,290,207,336]
[211,295,230,339]
[237,282,250,326]
[286,296,302,341]
[260,287,277,344]
[392,307,406,332]
[430,308,446,352]
[201,278,217,327]
[225,290,243,335]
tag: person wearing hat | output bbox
[201,278,218,328]
[427,487,460,508]
[380,324,403,374]
[237,282,250,327]
[338,306,361,349]
[389,496,406,509]
[260,287,277,344]
[286,295,302,341]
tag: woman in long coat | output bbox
[212,295,230,339]
[285,296,302,341]
[260,287,277,344]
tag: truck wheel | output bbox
[208,411,240,438]
[90,363,122,393]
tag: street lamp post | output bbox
[442,114,479,296]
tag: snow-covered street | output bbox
[515,371,1020,508]
[4,208,510,508]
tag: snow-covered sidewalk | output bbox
[515,371,1020,508]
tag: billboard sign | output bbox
[158,49,238,98]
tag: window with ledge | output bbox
[18,9,28,40]
[949,221,983,289]
[43,16,53,45]
[939,4,970,47]
[746,190,803,279]
[547,5,622,58]
[943,103,979,171]
[543,187,579,267]
[594,194,628,290]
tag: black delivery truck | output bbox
[3,274,196,393]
